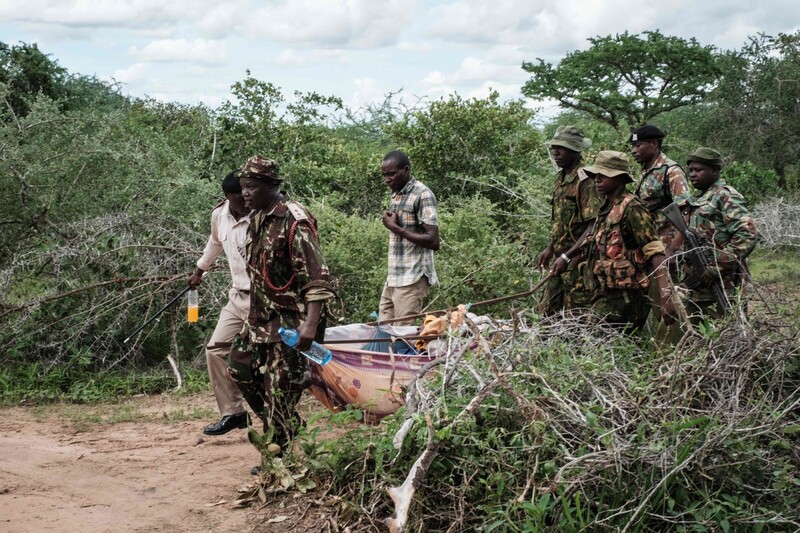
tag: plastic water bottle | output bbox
[278,327,332,365]
[187,289,199,323]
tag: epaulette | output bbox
[211,198,226,212]
[286,201,308,221]
[577,168,591,181]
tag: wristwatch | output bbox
[560,253,571,264]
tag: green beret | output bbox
[547,125,592,153]
[239,155,282,183]
[687,147,723,169]
[583,150,634,183]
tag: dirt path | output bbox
[0,392,324,533]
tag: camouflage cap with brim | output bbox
[547,125,592,153]
[687,147,723,169]
[583,150,634,183]
[239,155,282,183]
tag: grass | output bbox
[748,248,800,284]
[17,393,218,432]
[0,364,212,406]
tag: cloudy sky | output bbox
[2,0,799,116]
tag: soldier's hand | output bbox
[662,248,678,267]
[537,247,553,271]
[549,256,568,276]
[660,292,677,325]
[296,320,316,352]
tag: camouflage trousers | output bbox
[590,288,649,334]
[228,335,309,448]
[538,264,593,316]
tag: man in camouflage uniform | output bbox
[629,125,690,332]
[537,126,603,315]
[551,151,674,332]
[629,125,690,251]
[681,147,758,318]
[228,156,335,450]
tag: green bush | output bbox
[722,160,781,203]
[287,304,800,531]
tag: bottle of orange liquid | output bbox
[187,289,199,323]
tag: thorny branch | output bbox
[330,286,800,531]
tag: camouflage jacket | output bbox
[550,166,603,257]
[683,179,758,293]
[591,193,665,291]
[635,153,689,232]
[244,195,335,343]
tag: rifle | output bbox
[662,202,731,315]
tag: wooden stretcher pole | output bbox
[364,273,554,327]
[322,334,444,345]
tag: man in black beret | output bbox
[628,125,690,335]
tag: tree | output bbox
[521,31,722,131]
[0,42,67,118]
[213,75,389,216]
[702,32,800,189]
[383,91,542,206]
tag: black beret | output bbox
[628,125,666,143]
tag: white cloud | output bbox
[0,0,191,28]
[130,39,228,65]
[422,71,446,85]
[425,0,661,54]
[462,81,524,101]
[192,1,250,37]
[113,62,151,84]
[711,17,762,50]
[414,45,529,104]
[243,0,417,48]
[347,77,387,110]
[4,0,800,114]
[268,48,344,67]
[448,49,526,85]
[396,40,433,53]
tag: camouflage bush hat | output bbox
[584,150,634,183]
[687,147,723,169]
[628,124,665,143]
[547,125,592,153]
[239,155,282,183]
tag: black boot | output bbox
[203,412,250,436]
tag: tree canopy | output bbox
[706,32,800,188]
[521,30,722,131]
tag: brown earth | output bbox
[0,392,344,533]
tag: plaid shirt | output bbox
[386,177,439,287]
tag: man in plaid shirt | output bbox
[378,150,440,325]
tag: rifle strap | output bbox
[637,163,683,212]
